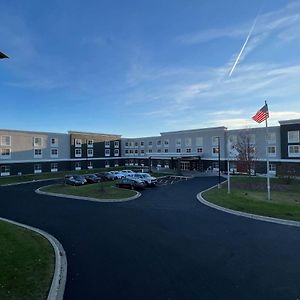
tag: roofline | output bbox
[278,119,300,125]
[160,126,227,135]
[68,131,121,137]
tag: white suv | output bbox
[127,172,157,186]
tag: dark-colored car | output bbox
[64,174,87,186]
[84,174,100,184]
[116,178,145,190]
[95,172,110,181]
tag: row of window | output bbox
[124,132,284,149]
[75,139,119,148]
[0,160,121,176]
[74,148,119,157]
[0,136,59,147]
[125,147,206,155]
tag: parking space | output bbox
[156,175,192,186]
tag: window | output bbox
[212,136,219,146]
[75,139,82,147]
[141,149,145,154]
[164,139,169,146]
[105,141,110,148]
[185,137,191,146]
[148,141,153,146]
[105,149,110,156]
[51,163,58,172]
[248,134,255,144]
[34,164,42,173]
[197,147,203,153]
[129,149,134,154]
[114,141,119,148]
[176,138,181,147]
[134,141,138,147]
[176,148,181,153]
[148,149,153,153]
[34,137,43,147]
[75,162,81,170]
[34,149,42,158]
[157,140,161,146]
[186,148,191,153]
[1,136,11,146]
[267,132,276,144]
[212,147,219,155]
[87,161,93,169]
[134,149,138,154]
[228,135,237,144]
[125,142,129,147]
[288,145,300,157]
[288,131,300,143]
[87,149,93,157]
[105,161,110,168]
[129,141,133,147]
[269,163,276,172]
[114,149,119,156]
[196,137,203,147]
[1,165,10,176]
[1,148,11,158]
[114,161,119,167]
[87,140,94,147]
[267,146,276,157]
[125,149,129,154]
[157,149,161,153]
[140,141,144,147]
[164,148,169,153]
[51,137,58,147]
[75,148,82,157]
[51,148,58,158]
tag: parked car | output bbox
[116,178,145,190]
[120,170,134,175]
[95,172,110,181]
[84,174,100,184]
[106,171,124,180]
[127,172,157,186]
[64,174,87,186]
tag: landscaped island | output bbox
[203,176,300,222]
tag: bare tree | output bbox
[234,132,256,175]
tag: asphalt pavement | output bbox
[0,177,300,300]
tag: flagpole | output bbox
[227,158,231,194]
[265,101,271,200]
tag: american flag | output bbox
[252,103,269,123]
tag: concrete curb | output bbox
[0,217,67,300]
[197,185,300,228]
[1,177,61,187]
[35,186,141,203]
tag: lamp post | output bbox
[218,136,221,188]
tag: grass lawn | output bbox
[40,181,136,200]
[0,220,54,300]
[203,176,300,222]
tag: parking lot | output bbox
[156,175,191,186]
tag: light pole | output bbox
[218,136,221,188]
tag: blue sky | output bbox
[1,0,300,137]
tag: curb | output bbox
[1,178,61,187]
[35,186,141,203]
[0,217,67,300]
[197,185,300,228]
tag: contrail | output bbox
[229,11,260,77]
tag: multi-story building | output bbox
[1,119,300,176]
[0,129,121,176]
